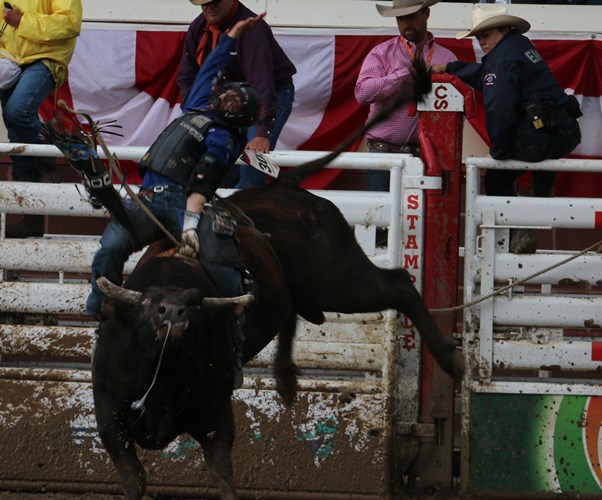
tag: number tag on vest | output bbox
[242,150,280,178]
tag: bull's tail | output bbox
[273,57,432,188]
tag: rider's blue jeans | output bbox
[86,187,186,318]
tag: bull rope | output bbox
[130,322,172,414]
[431,238,602,313]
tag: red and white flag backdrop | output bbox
[40,27,602,194]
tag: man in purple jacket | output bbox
[179,0,296,188]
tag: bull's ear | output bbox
[230,304,245,319]
[96,295,136,328]
[100,299,122,325]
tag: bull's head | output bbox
[97,277,254,341]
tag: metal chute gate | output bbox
[11,77,602,498]
[0,140,460,498]
[462,156,602,498]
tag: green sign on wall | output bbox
[470,393,602,495]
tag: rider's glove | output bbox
[180,210,201,259]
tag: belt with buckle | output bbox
[138,184,184,197]
[367,141,420,156]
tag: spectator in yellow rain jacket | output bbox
[0,0,82,237]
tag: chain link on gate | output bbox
[432,238,602,313]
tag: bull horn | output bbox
[96,277,142,304]
[202,293,255,308]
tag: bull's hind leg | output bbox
[402,288,464,379]
[191,401,238,500]
[330,266,464,380]
[391,272,464,380]
[274,311,300,405]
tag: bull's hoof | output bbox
[443,349,465,380]
[274,362,299,406]
[276,379,297,406]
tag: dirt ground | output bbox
[0,495,121,499]
[0,495,123,499]
[0,494,222,500]
[0,495,214,500]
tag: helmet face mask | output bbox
[209,82,262,129]
[217,89,244,115]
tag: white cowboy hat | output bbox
[456,5,530,39]
[376,0,441,18]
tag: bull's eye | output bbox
[177,308,185,317]
[158,306,166,314]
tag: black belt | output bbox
[367,141,420,156]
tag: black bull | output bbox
[89,58,463,499]
[93,225,292,500]
[93,173,464,499]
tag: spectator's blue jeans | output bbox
[366,147,392,246]
[366,146,391,192]
[0,62,55,179]
[86,188,186,317]
[233,82,295,188]
[365,169,391,192]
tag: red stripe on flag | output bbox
[297,35,390,189]
[40,81,74,123]
[438,39,476,63]
[595,212,602,229]
[593,343,602,361]
[136,31,185,105]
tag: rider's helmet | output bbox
[208,82,262,129]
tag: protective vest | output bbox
[138,112,215,186]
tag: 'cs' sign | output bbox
[417,83,465,112]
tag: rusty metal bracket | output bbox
[397,421,436,438]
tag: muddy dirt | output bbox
[0,495,122,499]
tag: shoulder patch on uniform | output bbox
[524,49,543,64]
[484,73,496,86]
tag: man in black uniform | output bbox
[433,5,581,252]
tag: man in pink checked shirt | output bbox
[355,0,457,217]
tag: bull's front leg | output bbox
[193,401,238,500]
[95,405,146,499]
[274,312,299,405]
[111,446,146,500]
[201,439,237,500]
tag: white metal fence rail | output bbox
[463,157,602,396]
[0,148,429,382]
[0,144,446,498]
